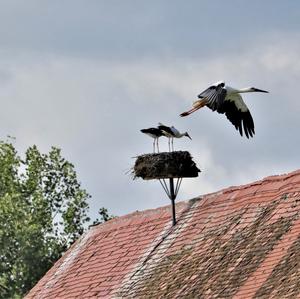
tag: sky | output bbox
[1,1,300,219]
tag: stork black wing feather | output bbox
[243,111,255,137]
[197,82,227,111]
[157,125,174,136]
[213,100,255,138]
[141,128,163,135]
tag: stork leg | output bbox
[153,139,155,153]
[180,99,207,117]
[168,138,171,152]
[171,138,174,151]
[157,138,160,153]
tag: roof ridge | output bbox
[90,169,300,233]
[203,169,300,197]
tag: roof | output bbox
[26,169,300,298]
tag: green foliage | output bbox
[0,141,111,298]
[93,207,114,225]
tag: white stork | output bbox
[180,81,268,138]
[158,123,192,151]
[141,127,164,153]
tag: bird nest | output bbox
[133,151,200,180]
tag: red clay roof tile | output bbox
[26,169,300,298]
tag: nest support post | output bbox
[169,178,176,226]
[159,177,182,226]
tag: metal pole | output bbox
[169,178,176,226]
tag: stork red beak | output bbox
[253,88,269,93]
[185,133,192,140]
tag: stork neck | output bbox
[236,87,253,93]
[226,86,253,94]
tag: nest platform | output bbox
[133,151,200,180]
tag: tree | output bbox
[0,141,111,298]
[93,207,114,225]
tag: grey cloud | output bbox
[0,2,299,219]
[0,1,299,60]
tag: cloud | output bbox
[0,33,299,218]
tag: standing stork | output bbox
[180,81,268,138]
[141,127,164,153]
[158,123,192,151]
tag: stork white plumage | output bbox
[158,123,192,151]
[140,127,164,153]
[180,81,268,138]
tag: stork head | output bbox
[250,87,269,93]
[184,132,192,140]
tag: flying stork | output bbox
[158,123,192,151]
[140,127,164,153]
[180,81,268,138]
